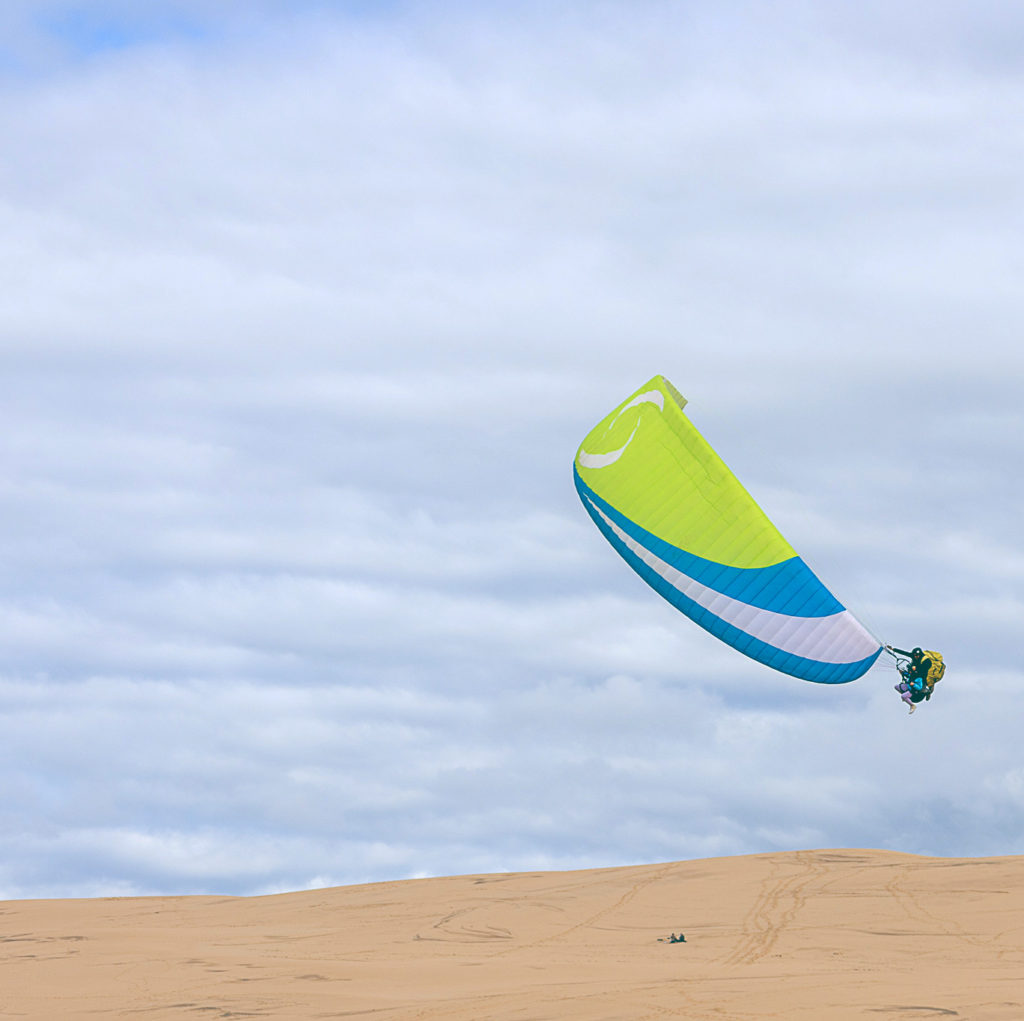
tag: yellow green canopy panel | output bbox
[574,376,883,683]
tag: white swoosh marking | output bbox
[584,494,880,665]
[577,390,664,469]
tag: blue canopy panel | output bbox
[576,467,883,684]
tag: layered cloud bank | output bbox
[1,1,1022,896]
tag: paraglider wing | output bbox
[574,376,882,683]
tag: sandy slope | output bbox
[2,849,1023,1020]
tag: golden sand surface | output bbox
[2,849,1023,1020]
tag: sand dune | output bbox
[3,849,1023,1019]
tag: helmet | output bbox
[911,647,923,659]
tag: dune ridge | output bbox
[2,849,1022,1019]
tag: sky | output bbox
[1,0,1023,898]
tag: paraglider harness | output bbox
[889,647,945,701]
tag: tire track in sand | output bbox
[721,851,828,966]
[493,862,681,955]
[884,868,991,951]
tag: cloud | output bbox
[0,0,1022,896]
